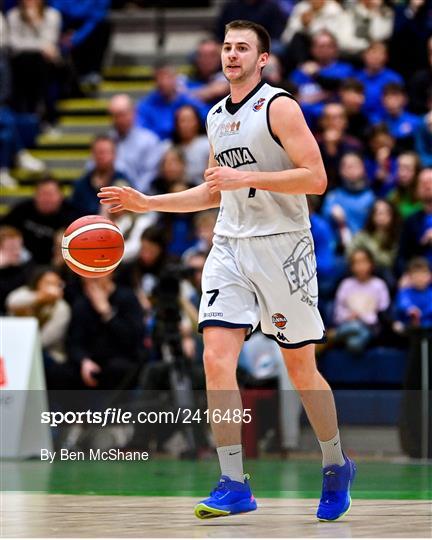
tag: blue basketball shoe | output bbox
[194,474,257,519]
[316,453,356,521]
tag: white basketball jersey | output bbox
[207,81,310,238]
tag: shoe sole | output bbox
[317,496,352,522]
[194,502,257,520]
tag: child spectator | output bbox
[6,266,70,364]
[349,199,401,281]
[387,151,422,218]
[356,42,403,118]
[415,108,432,168]
[172,105,209,186]
[333,248,390,353]
[394,257,432,331]
[339,79,369,141]
[321,152,375,247]
[374,83,421,150]
[397,168,432,273]
[365,124,397,194]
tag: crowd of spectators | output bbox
[0,1,431,421]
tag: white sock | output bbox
[318,431,345,467]
[216,444,244,483]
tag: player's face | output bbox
[222,29,267,84]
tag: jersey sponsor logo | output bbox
[276,331,288,342]
[252,97,266,111]
[203,312,224,317]
[214,147,257,168]
[272,313,287,329]
[219,120,241,137]
[283,236,318,304]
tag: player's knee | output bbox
[284,358,319,390]
[203,347,236,382]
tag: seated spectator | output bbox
[0,177,77,264]
[67,274,145,389]
[107,94,164,193]
[0,13,45,187]
[290,30,354,115]
[387,151,422,218]
[397,168,432,273]
[408,36,432,115]
[115,226,169,313]
[321,152,375,247]
[184,38,229,107]
[336,0,394,57]
[105,209,158,264]
[71,135,130,216]
[136,60,207,141]
[415,109,432,168]
[307,195,339,298]
[356,42,403,119]
[150,146,191,196]
[183,209,217,259]
[339,78,369,141]
[349,199,401,282]
[6,266,70,364]
[0,226,34,313]
[373,83,421,151]
[51,0,111,90]
[332,247,390,354]
[172,105,209,186]
[316,102,363,187]
[281,0,342,45]
[364,123,397,193]
[394,257,432,332]
[7,0,61,124]
[215,0,286,44]
[390,0,431,81]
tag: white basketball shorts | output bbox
[198,230,326,348]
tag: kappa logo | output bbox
[283,237,318,303]
[212,106,223,115]
[253,97,266,111]
[277,331,288,342]
[272,313,287,329]
[219,121,241,137]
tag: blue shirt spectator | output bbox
[415,113,432,167]
[395,284,432,328]
[356,42,403,118]
[322,152,375,235]
[108,94,164,192]
[136,62,207,141]
[310,212,337,279]
[50,0,109,48]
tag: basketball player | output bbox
[98,20,356,522]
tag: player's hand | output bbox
[204,166,246,193]
[98,186,150,213]
[81,358,101,387]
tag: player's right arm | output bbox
[98,148,220,214]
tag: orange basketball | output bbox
[62,215,124,278]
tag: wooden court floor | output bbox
[2,493,431,538]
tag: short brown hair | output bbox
[0,226,22,247]
[407,257,431,273]
[224,20,271,55]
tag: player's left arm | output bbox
[204,96,327,195]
